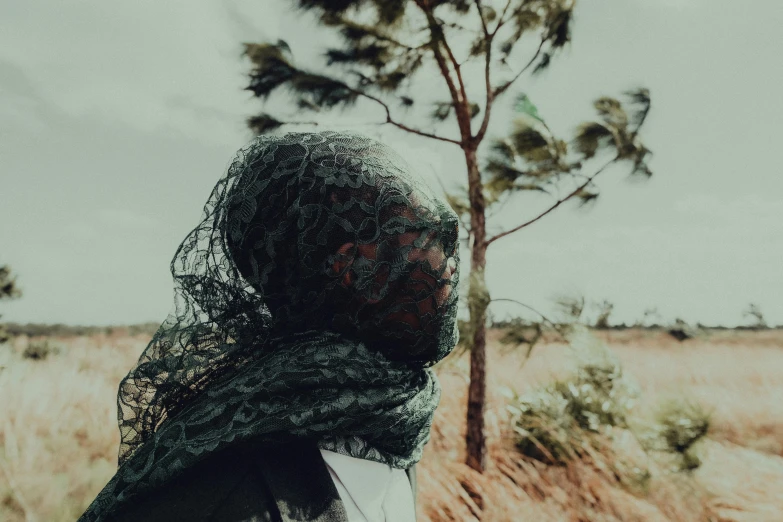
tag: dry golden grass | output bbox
[1,328,782,521]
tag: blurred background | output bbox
[1,1,782,521]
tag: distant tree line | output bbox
[490,319,783,331]
[490,298,781,332]
[3,322,161,338]
[2,315,778,341]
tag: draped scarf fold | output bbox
[78,331,441,521]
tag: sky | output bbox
[1,0,781,328]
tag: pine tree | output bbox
[241,0,652,472]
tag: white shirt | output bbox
[319,448,417,522]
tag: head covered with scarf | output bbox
[78,130,461,521]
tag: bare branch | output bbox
[440,32,469,106]
[473,0,490,36]
[485,155,619,248]
[341,83,462,145]
[414,0,472,140]
[493,36,546,99]
[414,1,459,94]
[492,0,515,36]
[442,20,483,37]
[384,115,461,143]
[489,297,570,338]
[472,0,495,145]
[275,116,321,126]
[369,30,426,52]
[428,11,469,106]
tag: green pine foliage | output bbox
[483,89,651,210]
[241,0,653,474]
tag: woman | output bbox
[77,130,460,521]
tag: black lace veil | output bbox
[78,130,460,521]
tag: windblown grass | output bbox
[0,328,782,521]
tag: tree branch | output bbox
[371,30,426,52]
[492,0,515,36]
[473,0,490,36]
[415,0,472,140]
[275,119,322,127]
[442,20,483,37]
[337,15,426,52]
[472,0,494,145]
[489,297,570,339]
[341,83,462,145]
[488,297,572,369]
[439,27,469,107]
[485,155,619,248]
[492,36,546,99]
[257,50,462,145]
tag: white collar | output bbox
[319,448,416,522]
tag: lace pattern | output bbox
[77,130,460,521]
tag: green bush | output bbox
[506,325,710,476]
[506,325,640,465]
[551,361,635,432]
[654,399,711,471]
[506,362,636,465]
[506,388,589,465]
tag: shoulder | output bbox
[104,437,417,522]
[107,441,280,522]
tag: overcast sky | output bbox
[1,0,781,327]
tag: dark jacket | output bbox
[105,437,417,522]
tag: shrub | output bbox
[23,340,61,361]
[506,325,639,465]
[505,325,712,477]
[654,399,711,471]
[551,362,634,432]
[666,318,700,342]
[506,387,589,465]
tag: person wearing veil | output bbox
[77,130,461,522]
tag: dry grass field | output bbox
[1,327,782,521]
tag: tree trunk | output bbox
[464,146,489,473]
